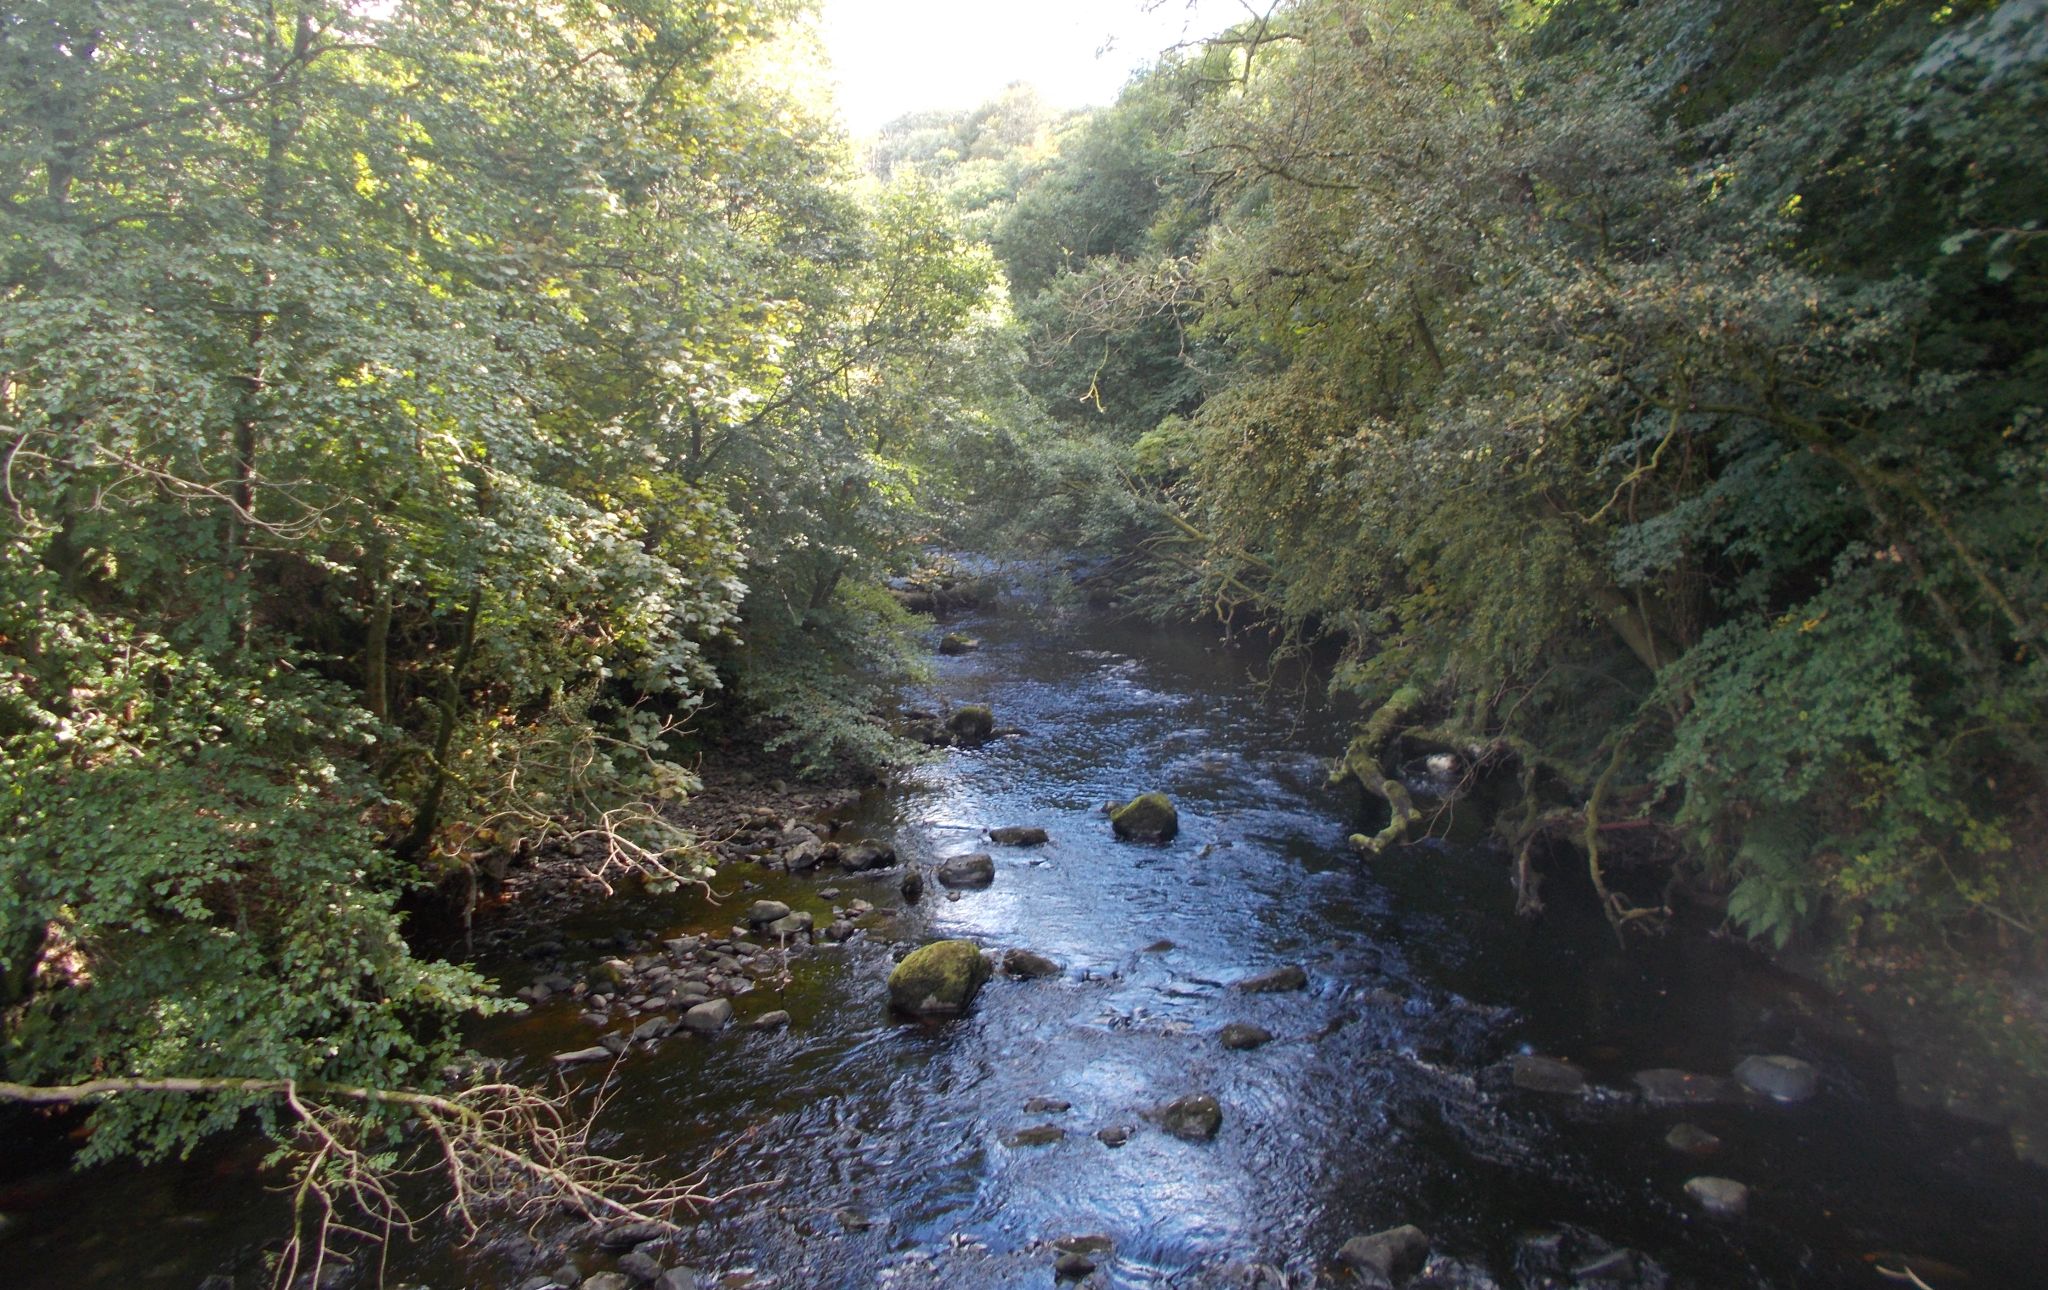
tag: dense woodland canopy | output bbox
[952,0,2046,1049]
[1,0,2044,1258]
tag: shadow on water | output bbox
[5,579,2046,1288]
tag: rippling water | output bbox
[5,584,2045,1289]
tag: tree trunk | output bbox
[396,586,483,863]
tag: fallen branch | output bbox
[0,1074,706,1287]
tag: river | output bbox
[3,580,2044,1288]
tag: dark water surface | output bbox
[5,587,2045,1288]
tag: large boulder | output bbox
[947,705,996,746]
[887,940,991,1017]
[938,632,980,655]
[744,900,791,927]
[937,853,996,889]
[1110,792,1179,843]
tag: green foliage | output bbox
[0,542,496,1157]
[998,0,2048,968]
[0,0,1008,1184]
[736,580,933,779]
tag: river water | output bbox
[4,583,2045,1288]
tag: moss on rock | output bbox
[887,939,991,1016]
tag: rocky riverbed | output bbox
[3,584,2045,1290]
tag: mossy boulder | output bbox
[887,940,991,1017]
[938,632,980,655]
[1110,792,1178,842]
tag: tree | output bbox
[1,0,1010,1266]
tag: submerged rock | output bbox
[1633,1068,1750,1107]
[989,825,1049,846]
[1683,1175,1751,1219]
[551,1045,615,1066]
[1664,1123,1722,1157]
[1002,1124,1065,1147]
[937,852,996,888]
[887,940,991,1016]
[1110,792,1179,842]
[1338,1224,1430,1285]
[1734,1054,1821,1103]
[1157,1093,1223,1141]
[1511,1055,1587,1095]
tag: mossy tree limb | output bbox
[1331,685,1426,854]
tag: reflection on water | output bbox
[5,584,2046,1289]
